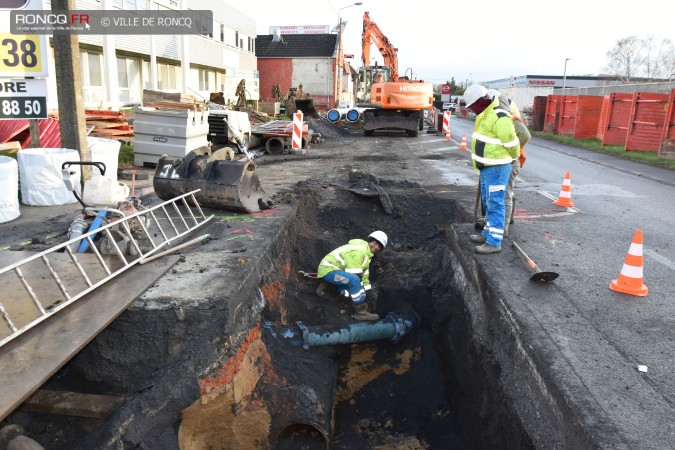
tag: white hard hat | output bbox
[368,230,388,248]
[464,85,488,107]
[487,88,501,98]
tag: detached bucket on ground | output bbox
[153,148,272,213]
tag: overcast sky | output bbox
[234,0,675,85]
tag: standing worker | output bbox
[315,231,388,321]
[464,85,520,254]
[487,89,531,236]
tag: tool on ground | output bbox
[511,241,559,282]
[62,161,107,210]
[153,146,273,213]
[298,270,317,279]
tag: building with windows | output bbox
[44,0,259,109]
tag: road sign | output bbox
[0,77,46,119]
[441,84,451,94]
[0,0,49,78]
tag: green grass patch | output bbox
[119,141,134,167]
[531,131,675,171]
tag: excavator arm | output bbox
[361,11,399,81]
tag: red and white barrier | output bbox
[292,111,304,150]
[442,110,451,134]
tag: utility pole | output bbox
[336,2,362,109]
[51,0,90,182]
[563,58,571,90]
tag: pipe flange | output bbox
[296,321,310,350]
[384,313,406,344]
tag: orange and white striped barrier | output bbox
[553,172,574,207]
[292,111,303,150]
[610,229,648,296]
[442,110,451,139]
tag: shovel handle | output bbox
[512,242,542,274]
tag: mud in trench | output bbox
[183,176,534,449]
[3,174,536,449]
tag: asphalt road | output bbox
[394,118,675,448]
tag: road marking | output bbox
[537,190,582,213]
[644,249,675,272]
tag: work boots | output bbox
[352,302,379,322]
[469,234,487,244]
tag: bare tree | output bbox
[605,36,675,82]
[605,36,643,82]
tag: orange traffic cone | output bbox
[459,134,468,150]
[553,172,574,207]
[610,229,648,296]
[445,132,451,140]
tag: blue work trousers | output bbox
[480,164,512,247]
[321,270,366,303]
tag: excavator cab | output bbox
[356,66,391,105]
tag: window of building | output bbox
[142,60,151,89]
[157,62,178,90]
[220,23,225,42]
[80,51,104,103]
[235,31,238,48]
[117,57,141,103]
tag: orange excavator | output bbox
[356,11,434,136]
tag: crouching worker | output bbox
[315,231,388,322]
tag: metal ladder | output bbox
[0,190,213,349]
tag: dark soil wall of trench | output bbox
[4,173,545,449]
[267,176,535,449]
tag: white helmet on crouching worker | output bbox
[368,230,388,249]
[464,84,489,107]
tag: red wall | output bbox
[574,96,604,139]
[625,92,669,152]
[544,95,562,134]
[599,92,632,146]
[558,95,578,136]
[659,89,675,158]
[257,59,294,102]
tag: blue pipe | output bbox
[77,209,108,253]
[296,312,420,350]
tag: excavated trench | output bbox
[4,175,536,449]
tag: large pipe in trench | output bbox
[296,311,420,350]
[262,322,337,449]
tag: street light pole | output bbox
[563,58,571,90]
[335,2,362,108]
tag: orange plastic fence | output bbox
[625,92,669,152]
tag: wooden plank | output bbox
[142,89,195,104]
[20,390,123,419]
[143,101,205,111]
[0,252,180,421]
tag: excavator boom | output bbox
[357,11,432,136]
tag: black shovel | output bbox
[512,241,559,282]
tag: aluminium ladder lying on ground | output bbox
[0,190,213,349]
